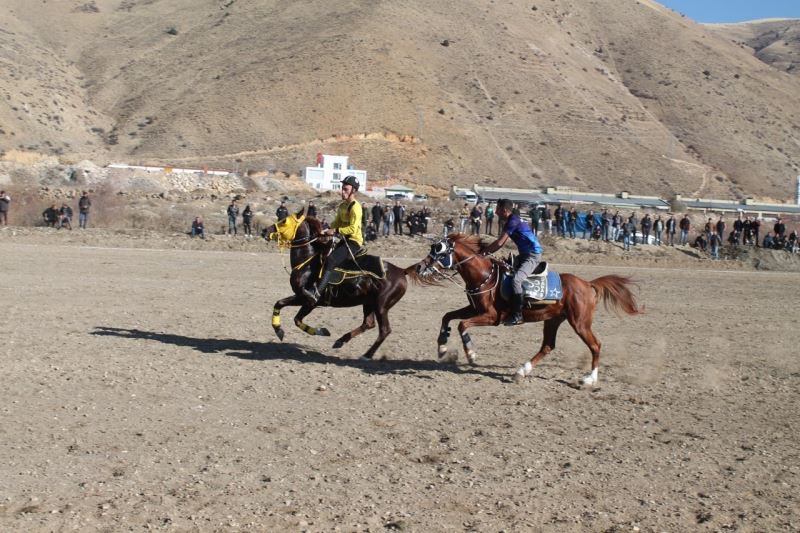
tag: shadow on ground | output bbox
[91,326,510,382]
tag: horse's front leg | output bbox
[438,306,478,363]
[293,304,331,337]
[458,311,498,366]
[272,294,303,341]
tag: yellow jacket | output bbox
[333,200,363,246]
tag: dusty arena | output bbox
[1,237,799,531]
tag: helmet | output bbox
[341,175,360,191]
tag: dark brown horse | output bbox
[413,233,641,384]
[264,212,414,360]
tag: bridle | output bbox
[425,238,501,305]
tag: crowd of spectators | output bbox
[465,201,799,259]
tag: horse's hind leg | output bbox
[360,307,391,360]
[567,315,602,387]
[514,316,565,382]
[360,276,407,360]
[333,305,375,349]
[293,305,331,337]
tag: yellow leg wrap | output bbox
[300,323,317,335]
[272,309,281,327]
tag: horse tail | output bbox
[590,275,642,316]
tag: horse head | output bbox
[263,207,326,250]
[415,233,489,278]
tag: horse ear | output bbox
[296,205,308,218]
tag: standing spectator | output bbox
[470,204,482,235]
[601,209,611,241]
[582,210,594,240]
[665,213,676,246]
[703,217,713,241]
[653,215,664,246]
[629,212,639,246]
[78,191,91,229]
[679,214,691,245]
[485,203,495,235]
[459,203,470,233]
[774,217,786,240]
[622,217,634,251]
[242,204,253,237]
[0,190,9,225]
[307,201,317,218]
[554,205,565,237]
[191,216,205,239]
[275,201,288,221]
[42,204,59,227]
[382,204,393,236]
[716,216,726,244]
[362,203,369,235]
[530,205,541,235]
[709,229,721,259]
[743,216,753,245]
[567,207,578,238]
[393,201,405,235]
[752,217,761,246]
[371,202,383,238]
[732,214,744,245]
[641,214,652,245]
[58,203,73,230]
[227,200,239,235]
[612,211,622,242]
[543,205,552,235]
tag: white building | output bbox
[304,155,367,192]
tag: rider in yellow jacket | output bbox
[303,175,363,303]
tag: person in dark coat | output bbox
[42,204,59,227]
[242,205,253,236]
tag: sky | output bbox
[658,0,800,23]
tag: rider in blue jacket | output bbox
[480,198,543,325]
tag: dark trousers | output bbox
[394,220,403,235]
[322,239,361,278]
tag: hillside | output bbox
[1,0,799,200]
[708,18,800,76]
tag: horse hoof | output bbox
[359,355,373,362]
[332,340,344,349]
[513,372,525,384]
[437,351,457,364]
[317,328,331,337]
[274,328,285,341]
[437,345,448,357]
[466,352,478,366]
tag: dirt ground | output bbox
[1,233,799,532]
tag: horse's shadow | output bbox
[91,327,510,382]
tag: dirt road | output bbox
[1,241,798,531]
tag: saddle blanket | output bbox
[501,270,563,303]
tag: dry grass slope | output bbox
[0,0,798,200]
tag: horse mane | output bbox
[304,215,322,236]
[448,232,488,254]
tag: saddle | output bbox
[325,248,387,286]
[500,261,563,306]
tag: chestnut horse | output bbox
[264,212,414,360]
[413,234,641,384]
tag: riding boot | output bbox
[503,293,525,326]
[302,270,333,304]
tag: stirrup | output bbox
[503,314,524,326]
[301,285,321,303]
